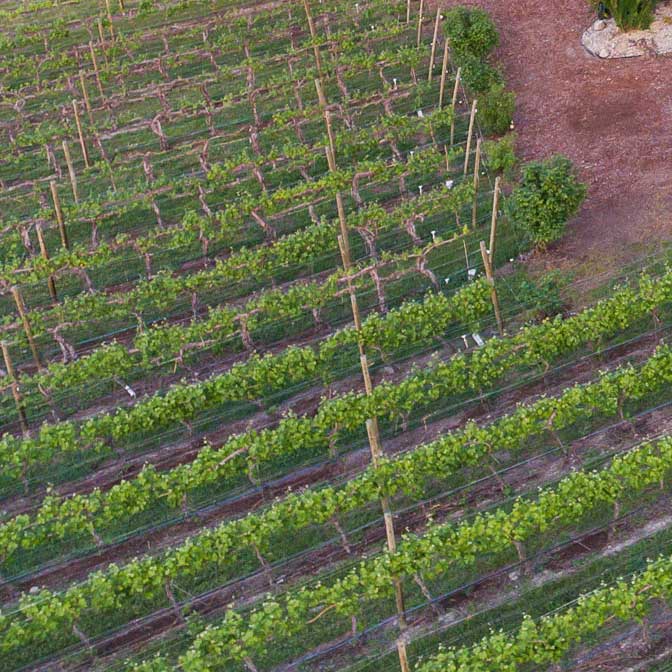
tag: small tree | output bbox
[506,156,587,249]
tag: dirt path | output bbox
[444,0,672,282]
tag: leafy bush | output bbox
[443,6,499,60]
[505,156,587,248]
[516,270,567,320]
[457,54,503,93]
[443,7,516,139]
[592,0,657,30]
[484,133,517,177]
[479,83,515,136]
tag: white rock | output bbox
[599,47,610,58]
[594,19,607,31]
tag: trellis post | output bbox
[72,100,91,169]
[480,241,504,335]
[62,140,79,203]
[472,137,482,229]
[49,180,70,249]
[1,342,28,435]
[489,176,502,260]
[449,67,461,146]
[11,286,43,371]
[439,38,450,108]
[416,0,424,47]
[463,98,477,176]
[428,6,441,82]
[35,223,58,303]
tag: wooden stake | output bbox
[328,139,409,672]
[1,342,28,435]
[88,41,105,99]
[11,287,43,371]
[489,176,502,262]
[62,140,79,203]
[463,239,470,275]
[416,0,424,47]
[427,6,441,82]
[449,67,461,147]
[480,240,504,335]
[49,180,69,249]
[406,0,411,23]
[463,98,477,176]
[35,223,58,303]
[72,100,90,169]
[118,0,125,11]
[97,18,106,48]
[315,78,336,164]
[472,137,482,229]
[439,38,450,107]
[79,71,94,124]
[302,0,323,79]
[104,0,115,41]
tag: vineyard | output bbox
[0,0,671,671]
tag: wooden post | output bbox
[416,0,424,47]
[325,122,409,670]
[96,18,107,56]
[72,100,90,169]
[62,140,79,203]
[302,0,323,79]
[79,71,94,124]
[406,0,411,23]
[480,240,504,335]
[88,41,105,99]
[427,6,441,82]
[35,223,58,303]
[489,176,502,262]
[118,0,125,11]
[11,287,43,371]
[49,180,70,249]
[327,140,409,672]
[463,99,477,176]
[315,78,336,165]
[104,0,115,41]
[438,38,450,108]
[471,137,482,229]
[449,67,461,147]
[1,342,28,435]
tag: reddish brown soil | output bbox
[445,0,672,283]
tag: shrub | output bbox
[592,0,657,30]
[484,133,517,177]
[457,54,503,93]
[505,156,587,248]
[478,84,515,136]
[443,7,499,60]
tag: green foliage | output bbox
[593,0,657,30]
[506,156,587,248]
[443,7,499,60]
[419,550,672,671]
[456,54,503,93]
[484,133,517,177]
[512,270,567,321]
[478,83,516,136]
[4,266,672,661]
